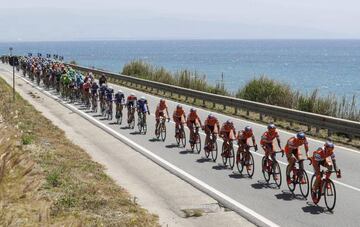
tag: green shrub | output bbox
[46,169,61,187]
[21,134,33,145]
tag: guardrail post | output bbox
[316,127,320,134]
[307,125,311,132]
[234,107,238,115]
[223,105,226,111]
[327,129,332,137]
[246,110,249,116]
[260,113,263,121]
[213,102,216,108]
[290,121,293,127]
[202,99,205,107]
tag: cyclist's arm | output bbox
[251,134,256,146]
[276,136,282,150]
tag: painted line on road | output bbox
[9,70,279,227]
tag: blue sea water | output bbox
[1,40,360,98]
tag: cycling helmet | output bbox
[296,132,306,140]
[140,96,146,100]
[176,104,182,109]
[101,84,107,89]
[244,126,252,132]
[130,92,135,96]
[324,141,335,150]
[268,123,276,131]
[118,90,123,94]
[190,108,196,113]
[208,113,214,118]
[160,99,165,103]
[226,119,233,125]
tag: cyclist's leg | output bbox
[312,160,322,191]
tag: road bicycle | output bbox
[155,116,167,141]
[221,138,235,168]
[115,103,123,124]
[236,145,256,178]
[310,169,340,211]
[262,150,284,187]
[175,124,186,147]
[137,111,147,134]
[287,159,310,198]
[128,107,136,129]
[190,126,201,153]
[106,101,113,120]
[204,132,218,162]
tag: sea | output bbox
[1,40,359,99]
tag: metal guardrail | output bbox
[60,63,360,138]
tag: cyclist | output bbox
[137,96,150,122]
[203,114,220,151]
[114,90,125,118]
[90,81,99,110]
[105,87,114,115]
[155,99,170,135]
[311,141,341,201]
[173,104,186,137]
[83,80,91,105]
[236,126,257,170]
[126,93,137,124]
[99,74,107,86]
[220,120,236,152]
[187,108,202,144]
[285,132,309,185]
[260,124,282,160]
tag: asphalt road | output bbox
[2,64,360,227]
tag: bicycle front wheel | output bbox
[324,179,336,211]
[160,124,166,141]
[272,161,282,188]
[299,169,310,198]
[195,134,201,154]
[245,152,255,177]
[211,142,218,162]
[228,146,235,169]
[221,143,228,166]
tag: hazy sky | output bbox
[1,0,360,41]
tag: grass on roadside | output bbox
[0,76,159,226]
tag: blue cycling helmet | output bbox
[296,132,306,140]
[208,113,214,118]
[190,108,196,112]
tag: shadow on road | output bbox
[99,118,109,121]
[212,165,229,170]
[165,144,178,149]
[130,131,141,135]
[92,114,103,117]
[196,157,212,163]
[251,180,278,190]
[108,122,119,125]
[302,202,328,215]
[149,138,160,142]
[228,173,248,179]
[274,190,305,201]
[179,150,193,154]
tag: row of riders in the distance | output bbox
[13,56,342,211]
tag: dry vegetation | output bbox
[0,77,159,226]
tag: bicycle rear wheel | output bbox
[310,175,321,204]
[287,166,296,192]
[299,169,309,198]
[245,152,255,177]
[272,161,282,188]
[324,179,336,211]
[262,156,271,182]
[236,152,244,174]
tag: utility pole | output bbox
[9,47,15,102]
